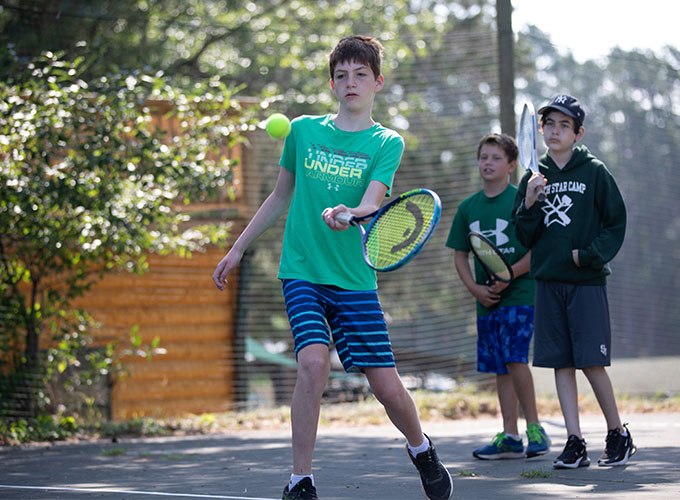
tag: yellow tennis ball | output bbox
[266,113,291,139]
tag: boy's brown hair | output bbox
[329,35,384,81]
[477,133,518,162]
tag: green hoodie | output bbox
[512,145,626,285]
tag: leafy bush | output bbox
[0,49,258,417]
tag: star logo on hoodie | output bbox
[542,193,574,227]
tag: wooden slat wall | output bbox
[74,248,240,419]
[71,100,261,419]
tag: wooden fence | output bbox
[74,250,240,419]
[71,100,262,419]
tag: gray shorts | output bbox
[533,281,611,369]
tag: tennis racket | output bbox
[518,102,546,202]
[335,188,441,272]
[467,231,514,285]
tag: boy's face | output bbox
[330,60,384,112]
[477,143,515,183]
[541,110,584,154]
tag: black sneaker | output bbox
[553,435,590,469]
[598,423,637,466]
[282,477,318,500]
[407,434,454,500]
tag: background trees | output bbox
[1,0,678,416]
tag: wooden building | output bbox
[71,101,266,420]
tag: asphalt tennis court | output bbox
[2,411,679,500]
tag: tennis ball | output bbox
[266,113,291,139]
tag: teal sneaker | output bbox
[472,432,524,460]
[526,422,551,458]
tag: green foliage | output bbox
[0,49,256,417]
[100,447,128,456]
[456,470,478,477]
[97,417,173,439]
[520,468,553,479]
[0,0,498,118]
[0,414,79,444]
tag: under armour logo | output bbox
[327,183,339,192]
[542,194,573,227]
[470,219,509,246]
[555,95,569,104]
[600,344,608,356]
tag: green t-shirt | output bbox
[277,114,404,290]
[446,184,534,316]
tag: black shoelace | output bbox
[417,451,442,480]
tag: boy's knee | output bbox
[297,348,330,378]
[371,380,409,407]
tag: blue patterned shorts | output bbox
[476,305,534,374]
[281,279,395,373]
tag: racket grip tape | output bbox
[335,212,354,225]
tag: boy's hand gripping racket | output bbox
[467,231,514,285]
[335,188,442,272]
[518,102,546,202]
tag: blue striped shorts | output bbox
[281,279,395,373]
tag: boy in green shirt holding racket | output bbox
[213,35,453,500]
[446,133,551,460]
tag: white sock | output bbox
[506,433,522,441]
[290,474,314,488]
[408,434,430,456]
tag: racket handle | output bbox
[335,211,354,225]
[537,189,546,202]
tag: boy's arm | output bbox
[322,180,388,231]
[575,170,627,268]
[454,250,501,309]
[511,250,531,278]
[212,166,295,290]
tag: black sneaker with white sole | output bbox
[553,434,590,469]
[598,423,637,466]
[407,434,454,500]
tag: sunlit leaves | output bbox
[1,49,256,413]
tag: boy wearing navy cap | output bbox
[512,94,636,469]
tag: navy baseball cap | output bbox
[538,94,586,126]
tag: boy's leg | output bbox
[497,306,540,425]
[363,366,423,444]
[581,365,622,432]
[496,373,519,435]
[552,367,591,468]
[472,310,523,460]
[364,366,453,500]
[583,366,636,466]
[291,343,331,475]
[509,362,551,457]
[506,362,539,424]
[555,367,581,438]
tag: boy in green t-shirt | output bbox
[446,133,550,460]
[213,36,452,500]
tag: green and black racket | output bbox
[467,231,514,285]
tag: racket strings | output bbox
[518,115,535,169]
[364,194,436,270]
[470,236,512,281]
